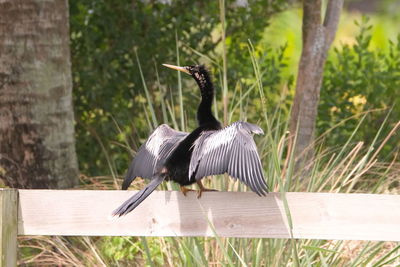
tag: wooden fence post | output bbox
[0,188,18,267]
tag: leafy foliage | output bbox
[318,17,400,156]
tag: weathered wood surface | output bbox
[16,190,400,241]
[0,189,18,267]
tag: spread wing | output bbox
[189,121,268,195]
[122,124,189,189]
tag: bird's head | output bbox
[162,64,211,92]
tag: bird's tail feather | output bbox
[112,174,165,216]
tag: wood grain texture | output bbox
[0,189,18,267]
[17,190,400,241]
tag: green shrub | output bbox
[318,17,400,157]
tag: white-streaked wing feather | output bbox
[189,121,268,195]
[123,124,188,189]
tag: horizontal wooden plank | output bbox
[17,190,400,241]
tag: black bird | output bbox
[113,64,268,216]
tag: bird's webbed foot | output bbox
[196,180,218,198]
[180,186,195,196]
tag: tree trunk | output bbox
[0,0,79,188]
[289,0,343,171]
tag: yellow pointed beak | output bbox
[162,64,190,75]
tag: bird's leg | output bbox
[180,186,195,196]
[196,180,218,198]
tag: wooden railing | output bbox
[1,188,400,266]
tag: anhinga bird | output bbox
[113,64,268,216]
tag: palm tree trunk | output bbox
[0,0,78,188]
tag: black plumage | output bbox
[113,64,267,216]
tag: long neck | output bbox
[197,94,215,126]
[195,73,218,126]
